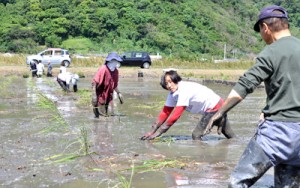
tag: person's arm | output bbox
[141,106,186,140]
[204,89,243,135]
[141,106,174,140]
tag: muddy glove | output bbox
[142,124,170,140]
[118,92,124,104]
[141,123,160,140]
[204,96,241,136]
[147,124,170,140]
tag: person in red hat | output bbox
[204,5,300,187]
[91,52,124,117]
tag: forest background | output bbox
[0,0,300,61]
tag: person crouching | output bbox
[57,72,79,92]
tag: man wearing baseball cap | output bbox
[204,5,300,187]
[91,52,124,117]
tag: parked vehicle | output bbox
[119,51,152,69]
[26,48,72,67]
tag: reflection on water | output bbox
[0,75,273,187]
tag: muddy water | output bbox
[0,74,273,188]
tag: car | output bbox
[119,51,152,69]
[26,48,72,67]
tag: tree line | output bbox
[0,0,299,60]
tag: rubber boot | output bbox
[274,164,300,188]
[73,85,78,92]
[93,106,100,118]
[98,104,108,117]
[229,137,272,188]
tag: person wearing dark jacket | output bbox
[29,61,37,77]
[204,5,300,187]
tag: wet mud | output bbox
[0,74,274,187]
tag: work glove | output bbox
[140,123,160,140]
[141,124,170,140]
[118,92,124,104]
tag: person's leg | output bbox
[93,106,100,118]
[57,78,67,91]
[97,104,109,117]
[274,164,300,188]
[229,137,272,188]
[73,85,78,92]
[192,112,214,140]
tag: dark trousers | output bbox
[192,112,235,140]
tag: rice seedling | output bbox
[76,89,92,107]
[44,126,96,164]
[121,159,186,173]
[23,73,29,78]
[151,136,176,146]
[0,75,19,97]
[133,100,165,111]
[35,92,69,133]
[114,162,134,188]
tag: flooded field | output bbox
[0,73,274,187]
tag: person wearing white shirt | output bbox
[57,72,79,92]
[59,61,67,74]
[141,70,235,140]
[36,60,44,77]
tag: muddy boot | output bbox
[93,106,100,118]
[192,112,214,140]
[274,164,300,188]
[73,85,78,92]
[98,105,108,117]
[229,137,272,188]
[220,115,236,139]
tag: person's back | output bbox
[30,62,37,77]
[47,61,53,77]
[167,81,221,114]
[36,61,44,77]
[257,36,300,121]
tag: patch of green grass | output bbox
[76,89,92,106]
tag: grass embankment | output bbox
[0,54,252,81]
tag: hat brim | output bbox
[105,56,123,62]
[254,21,260,32]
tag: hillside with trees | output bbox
[0,0,299,60]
